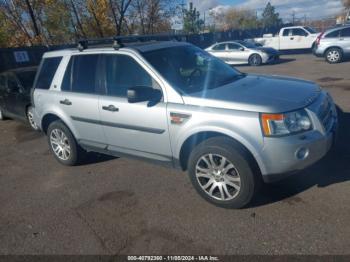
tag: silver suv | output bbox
[314,25,350,63]
[32,41,337,208]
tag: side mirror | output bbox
[127,86,162,103]
[239,47,245,51]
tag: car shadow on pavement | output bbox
[80,152,117,165]
[249,106,350,208]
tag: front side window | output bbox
[35,57,62,90]
[61,54,99,94]
[341,27,350,37]
[103,54,155,97]
[0,75,5,91]
[17,70,37,91]
[292,29,308,36]
[142,45,243,95]
[7,74,19,92]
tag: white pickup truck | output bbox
[254,26,319,50]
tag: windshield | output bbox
[17,70,37,90]
[304,26,318,33]
[142,45,243,95]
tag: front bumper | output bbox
[260,98,337,183]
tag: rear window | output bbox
[35,57,62,90]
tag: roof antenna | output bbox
[77,40,88,52]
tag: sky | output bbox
[188,0,345,22]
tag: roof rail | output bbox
[76,34,178,51]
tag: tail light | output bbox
[316,32,325,46]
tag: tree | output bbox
[183,2,203,34]
[223,8,259,30]
[109,0,132,36]
[343,0,350,8]
[261,2,282,28]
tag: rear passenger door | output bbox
[226,43,247,64]
[210,43,227,61]
[56,54,106,148]
[98,54,172,162]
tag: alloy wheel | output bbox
[195,153,241,201]
[50,129,71,161]
[27,108,38,130]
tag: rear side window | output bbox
[35,57,62,89]
[341,27,350,37]
[325,29,340,38]
[61,55,99,94]
[212,44,226,50]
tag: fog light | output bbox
[296,147,309,160]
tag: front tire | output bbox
[187,137,259,209]
[27,106,39,131]
[325,48,343,64]
[248,54,262,66]
[47,120,83,166]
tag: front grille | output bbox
[318,96,334,132]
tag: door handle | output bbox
[60,99,72,105]
[290,37,294,40]
[102,105,119,112]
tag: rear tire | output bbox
[325,48,343,64]
[47,120,84,166]
[187,137,260,209]
[27,106,39,131]
[248,54,262,66]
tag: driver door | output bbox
[98,54,172,162]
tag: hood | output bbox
[182,74,321,113]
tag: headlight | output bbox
[260,109,312,137]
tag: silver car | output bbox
[32,41,337,208]
[314,25,350,63]
[205,41,279,66]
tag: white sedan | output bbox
[205,41,279,66]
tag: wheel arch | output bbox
[41,112,77,138]
[178,131,262,175]
[323,46,344,56]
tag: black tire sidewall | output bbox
[47,120,79,166]
[249,54,262,66]
[326,48,342,64]
[188,138,257,209]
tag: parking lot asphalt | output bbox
[0,54,350,255]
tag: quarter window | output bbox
[35,57,62,90]
[103,54,155,97]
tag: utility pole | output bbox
[292,11,295,25]
[304,14,307,25]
